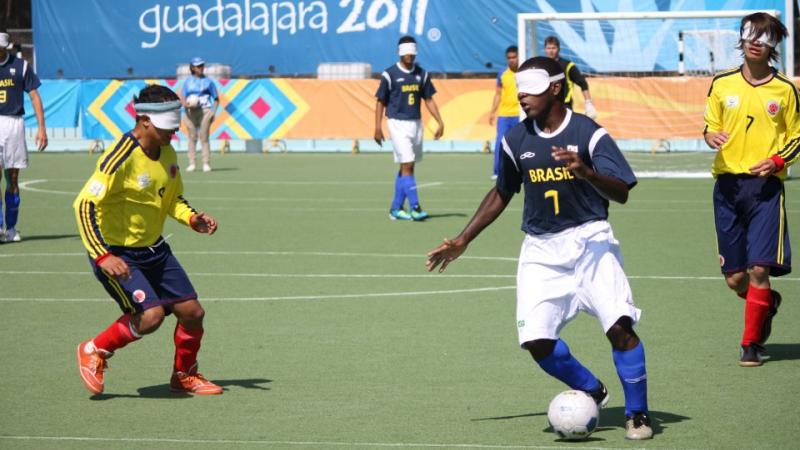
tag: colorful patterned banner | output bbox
[79,79,309,140]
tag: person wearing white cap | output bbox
[703,12,796,368]
[375,35,445,221]
[73,84,222,396]
[427,56,653,440]
[0,32,47,243]
[180,56,219,173]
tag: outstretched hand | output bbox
[190,212,218,235]
[426,238,467,273]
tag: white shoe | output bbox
[202,164,212,172]
[2,228,21,243]
[186,164,196,172]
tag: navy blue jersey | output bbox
[497,110,637,235]
[375,63,436,120]
[0,54,41,116]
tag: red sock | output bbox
[174,323,204,373]
[742,285,773,345]
[92,314,140,353]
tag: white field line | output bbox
[0,286,516,303]
[2,270,798,283]
[0,250,519,262]
[0,435,653,450]
[18,179,76,195]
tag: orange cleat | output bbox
[76,341,111,394]
[170,371,223,395]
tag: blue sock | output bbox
[612,341,649,416]
[0,190,3,230]
[5,190,19,229]
[391,172,406,211]
[403,175,420,209]
[537,339,601,392]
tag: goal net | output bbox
[516,10,789,163]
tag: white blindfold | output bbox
[398,42,417,56]
[741,22,777,48]
[134,100,182,130]
[515,69,565,95]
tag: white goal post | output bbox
[517,9,792,77]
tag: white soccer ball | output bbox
[185,94,200,108]
[547,390,599,440]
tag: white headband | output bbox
[742,22,777,48]
[515,69,565,95]
[134,100,182,130]
[398,42,417,56]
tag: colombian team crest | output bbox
[766,101,780,116]
[133,290,147,303]
[169,164,178,178]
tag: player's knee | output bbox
[724,271,748,292]
[523,339,557,362]
[177,303,205,326]
[748,266,770,283]
[606,316,639,351]
[133,307,166,335]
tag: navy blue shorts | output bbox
[89,238,197,314]
[713,174,791,276]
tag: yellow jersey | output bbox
[496,68,519,117]
[704,67,800,176]
[74,133,196,259]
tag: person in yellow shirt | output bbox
[543,36,596,119]
[489,45,520,180]
[74,84,223,396]
[703,12,798,367]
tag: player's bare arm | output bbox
[190,212,218,235]
[426,187,511,272]
[424,98,445,140]
[374,100,386,146]
[489,86,502,125]
[552,146,629,204]
[29,89,48,151]
[703,130,729,149]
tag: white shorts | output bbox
[0,115,28,169]
[387,118,423,164]
[515,220,641,346]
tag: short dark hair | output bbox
[398,35,416,45]
[134,84,179,104]
[505,45,518,55]
[544,36,560,47]
[518,56,566,101]
[737,12,788,62]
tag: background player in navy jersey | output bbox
[543,36,596,119]
[0,32,47,243]
[74,85,222,396]
[703,13,798,366]
[374,36,445,221]
[426,57,652,440]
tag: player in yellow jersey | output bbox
[703,12,798,367]
[488,45,520,180]
[74,85,223,395]
[543,36,596,119]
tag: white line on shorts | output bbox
[0,434,650,449]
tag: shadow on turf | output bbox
[474,406,691,439]
[89,378,272,401]
[764,343,800,362]
[422,212,468,220]
[14,233,79,242]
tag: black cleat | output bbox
[586,380,609,408]
[739,343,764,367]
[758,290,782,345]
[625,412,653,440]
